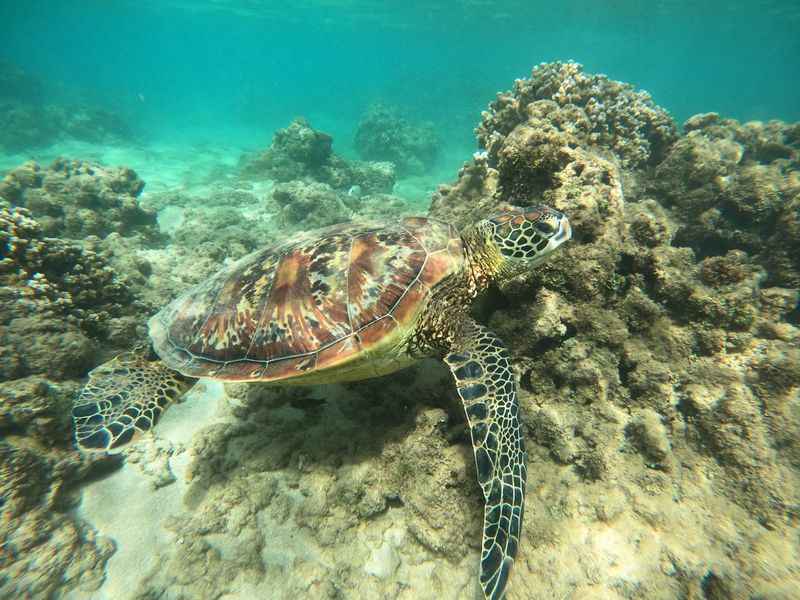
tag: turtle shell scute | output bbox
[149,218,463,381]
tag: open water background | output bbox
[2,0,798,167]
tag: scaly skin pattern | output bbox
[406,220,506,356]
[445,322,525,600]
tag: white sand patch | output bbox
[67,381,228,600]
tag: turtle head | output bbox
[470,204,571,282]
[487,204,571,264]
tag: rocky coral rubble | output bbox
[0,441,117,599]
[354,104,441,176]
[0,155,179,598]
[238,119,420,233]
[240,117,396,194]
[422,62,799,597]
[114,369,485,599]
[0,201,137,598]
[651,112,800,287]
[477,61,677,169]
[0,201,145,377]
[0,158,159,241]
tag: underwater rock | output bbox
[354,192,418,222]
[0,104,134,152]
[268,180,416,231]
[270,180,353,229]
[424,63,799,597]
[354,104,441,176]
[171,204,275,262]
[324,156,396,196]
[0,443,116,598]
[240,117,396,194]
[653,114,800,287]
[0,194,155,596]
[243,117,334,180]
[625,408,672,468]
[125,364,482,599]
[476,61,677,169]
[0,158,159,241]
[0,376,78,444]
[0,202,145,358]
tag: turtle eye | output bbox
[535,220,555,235]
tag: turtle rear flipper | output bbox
[445,320,526,600]
[72,352,194,452]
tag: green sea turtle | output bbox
[72,204,571,599]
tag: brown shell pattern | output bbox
[149,217,463,381]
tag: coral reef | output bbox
[0,165,163,597]
[240,117,396,194]
[0,202,129,597]
[419,63,800,597]
[0,443,117,599]
[652,112,800,286]
[271,180,352,228]
[0,61,134,152]
[0,104,134,152]
[0,201,147,378]
[476,61,677,169]
[0,158,159,241]
[354,104,441,176]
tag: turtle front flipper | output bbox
[444,320,526,600]
[72,351,194,452]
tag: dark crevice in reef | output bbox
[530,324,577,357]
[676,393,701,422]
[787,299,800,326]
[701,571,734,600]
[472,283,511,323]
[616,252,637,277]
[385,494,405,509]
[617,357,635,388]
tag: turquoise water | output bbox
[3,0,798,161]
